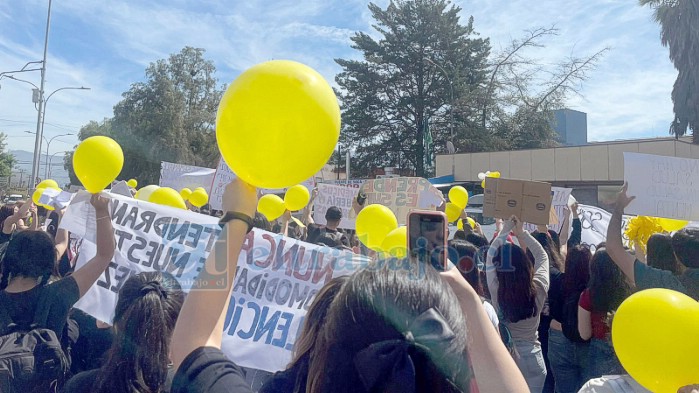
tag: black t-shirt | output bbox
[259,360,306,393]
[171,347,252,393]
[0,276,79,336]
[63,365,176,393]
[68,309,114,374]
[548,268,564,323]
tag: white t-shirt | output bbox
[482,300,499,331]
[578,375,651,393]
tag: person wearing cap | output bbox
[318,206,350,248]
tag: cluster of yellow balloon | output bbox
[356,204,399,252]
[258,194,285,221]
[135,185,159,201]
[380,226,407,258]
[478,171,501,189]
[126,178,138,188]
[216,60,340,190]
[189,188,209,208]
[284,185,310,211]
[180,188,192,200]
[612,289,699,392]
[445,186,469,223]
[73,136,124,193]
[149,187,186,210]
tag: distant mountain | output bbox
[9,149,71,187]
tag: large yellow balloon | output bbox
[456,217,476,231]
[73,136,124,193]
[284,185,310,211]
[127,178,138,188]
[189,189,209,208]
[216,60,341,189]
[445,202,462,223]
[656,218,688,232]
[180,188,193,200]
[448,186,469,209]
[257,194,286,221]
[149,187,187,210]
[37,179,59,190]
[32,188,45,206]
[135,185,159,201]
[381,226,407,258]
[612,289,699,392]
[356,204,399,251]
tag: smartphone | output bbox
[356,191,367,206]
[408,210,448,271]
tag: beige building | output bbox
[436,136,699,206]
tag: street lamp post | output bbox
[47,150,68,179]
[25,131,73,179]
[424,58,455,179]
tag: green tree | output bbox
[0,133,15,178]
[335,0,491,178]
[66,47,224,185]
[640,0,699,141]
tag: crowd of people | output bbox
[0,180,697,393]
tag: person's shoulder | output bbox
[634,259,681,289]
[171,347,252,393]
[64,369,101,392]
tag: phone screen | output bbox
[408,212,448,270]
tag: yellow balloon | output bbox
[73,136,123,193]
[43,204,55,211]
[491,171,501,178]
[194,187,206,193]
[356,204,398,251]
[655,218,688,232]
[257,194,286,221]
[37,179,59,190]
[127,179,138,188]
[448,186,469,209]
[445,202,462,223]
[381,226,407,258]
[180,188,193,200]
[149,187,187,210]
[612,289,699,392]
[32,188,45,206]
[284,185,310,211]
[216,60,341,189]
[467,217,476,229]
[189,189,209,208]
[135,185,159,201]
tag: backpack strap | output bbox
[31,284,53,329]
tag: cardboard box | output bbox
[483,178,553,225]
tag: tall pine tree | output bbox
[335,0,490,177]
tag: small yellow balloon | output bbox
[32,188,45,206]
[257,194,286,221]
[448,186,469,209]
[180,188,193,200]
[73,136,124,193]
[37,179,59,190]
[284,185,310,211]
[381,226,407,258]
[216,60,341,189]
[655,218,688,232]
[491,171,501,178]
[149,187,187,210]
[612,289,699,392]
[356,204,399,251]
[189,189,209,208]
[194,187,206,193]
[467,217,476,229]
[135,185,159,201]
[445,202,462,223]
[43,204,55,211]
[127,178,138,188]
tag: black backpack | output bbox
[561,290,589,343]
[0,287,70,393]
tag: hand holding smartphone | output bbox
[408,210,448,271]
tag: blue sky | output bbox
[0,0,678,157]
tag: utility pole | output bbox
[30,0,52,189]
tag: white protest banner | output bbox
[61,191,369,372]
[576,204,632,253]
[110,180,133,197]
[624,152,699,220]
[321,179,368,189]
[209,157,316,210]
[359,177,444,225]
[159,161,216,193]
[524,187,572,233]
[313,183,356,229]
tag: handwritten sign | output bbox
[624,152,699,220]
[576,204,632,253]
[321,179,368,189]
[313,183,356,229]
[360,177,444,225]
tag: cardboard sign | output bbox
[483,178,553,225]
[624,152,699,220]
[524,187,571,233]
[359,177,444,225]
[313,183,356,229]
[320,179,368,189]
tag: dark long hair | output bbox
[95,271,184,393]
[493,243,538,323]
[0,205,14,230]
[0,231,55,290]
[449,239,484,297]
[563,245,592,296]
[532,231,564,272]
[589,249,632,313]
[647,233,684,275]
[307,263,471,393]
